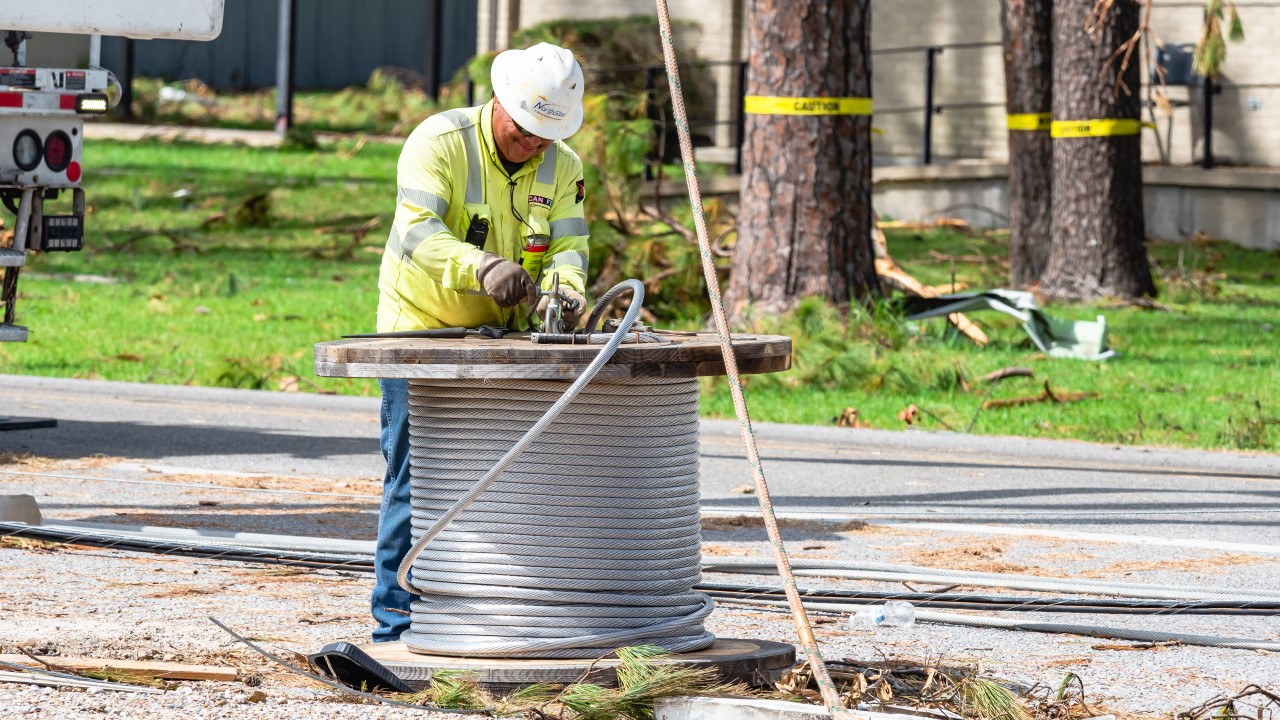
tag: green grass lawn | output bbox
[2,138,397,397]
[703,228,1280,452]
[3,139,1277,452]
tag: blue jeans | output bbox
[372,378,415,642]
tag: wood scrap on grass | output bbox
[872,224,989,346]
[982,381,1098,410]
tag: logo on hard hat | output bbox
[532,100,568,119]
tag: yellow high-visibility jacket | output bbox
[376,101,589,332]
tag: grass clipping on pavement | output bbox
[388,645,752,718]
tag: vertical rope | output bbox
[651,2,851,714]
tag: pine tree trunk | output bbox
[1041,0,1157,301]
[1001,0,1053,288]
[725,0,877,322]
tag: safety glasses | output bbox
[513,118,547,141]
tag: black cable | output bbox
[6,523,1278,616]
[700,585,1280,616]
[209,617,482,714]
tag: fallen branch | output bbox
[1091,640,1182,651]
[876,218,973,233]
[873,225,988,346]
[923,282,971,295]
[983,381,1098,410]
[981,367,1034,384]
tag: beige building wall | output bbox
[869,0,1004,163]
[484,1,1280,168]
[1147,2,1279,167]
[485,0,746,146]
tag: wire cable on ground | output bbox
[6,467,1279,519]
[0,468,377,500]
[699,583,1280,615]
[7,522,1279,653]
[652,1,846,712]
[709,599,1280,652]
[10,521,1278,606]
[702,558,1280,601]
[209,617,473,714]
[0,659,165,695]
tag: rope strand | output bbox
[651,1,851,713]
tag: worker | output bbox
[371,42,590,642]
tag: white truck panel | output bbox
[1,0,225,40]
[0,115,83,188]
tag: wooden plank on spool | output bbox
[359,637,795,693]
[315,333,793,380]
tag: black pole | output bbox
[644,67,661,181]
[922,47,939,165]
[425,0,443,102]
[1201,75,1214,169]
[275,0,296,136]
[118,38,135,120]
[735,61,747,175]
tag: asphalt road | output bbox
[4,373,1280,711]
[4,372,1278,544]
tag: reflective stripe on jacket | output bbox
[376,101,589,332]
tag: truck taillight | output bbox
[13,128,41,171]
[43,129,70,173]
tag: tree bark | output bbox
[1041,0,1157,301]
[725,0,877,323]
[1000,0,1053,288]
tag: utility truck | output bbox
[0,2,224,342]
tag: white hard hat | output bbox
[491,42,585,141]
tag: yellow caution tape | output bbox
[744,96,873,116]
[1007,112,1052,131]
[1050,118,1156,138]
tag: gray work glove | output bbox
[476,253,536,307]
[537,287,587,329]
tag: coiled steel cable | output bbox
[400,377,713,657]
[394,280,716,658]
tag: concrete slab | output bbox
[0,494,42,524]
[655,696,937,720]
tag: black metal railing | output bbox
[494,40,1259,172]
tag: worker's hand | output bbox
[476,253,536,307]
[538,288,587,329]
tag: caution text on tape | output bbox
[1050,118,1155,138]
[744,96,873,116]
[1007,112,1052,131]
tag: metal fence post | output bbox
[1202,75,1215,169]
[118,38,135,120]
[644,66,662,180]
[735,61,748,175]
[275,0,296,136]
[922,47,939,165]
[425,0,443,102]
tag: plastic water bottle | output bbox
[849,601,915,631]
